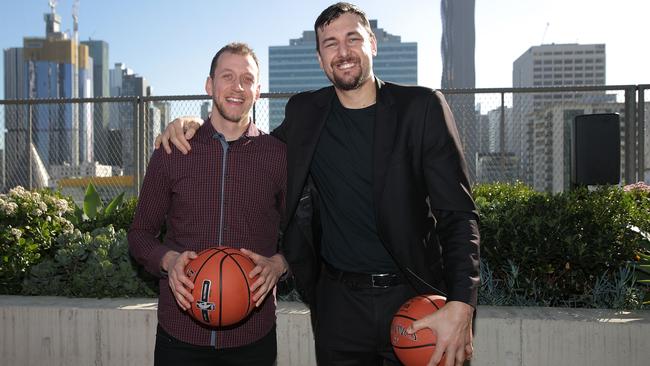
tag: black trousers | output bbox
[313,269,417,366]
[154,325,277,366]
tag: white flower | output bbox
[9,186,27,198]
[1,201,18,216]
[10,228,22,239]
[55,199,71,215]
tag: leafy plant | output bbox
[0,186,75,294]
[71,183,136,233]
[475,183,650,309]
[22,226,157,298]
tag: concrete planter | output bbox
[1,296,648,366]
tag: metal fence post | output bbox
[138,98,147,195]
[500,92,506,176]
[132,98,141,195]
[637,87,645,181]
[624,86,637,183]
[27,101,33,190]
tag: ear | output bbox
[254,83,261,101]
[205,76,213,96]
[316,51,324,70]
[370,33,378,57]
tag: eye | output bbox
[242,76,255,86]
[221,73,234,81]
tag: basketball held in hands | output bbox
[391,294,447,366]
[184,246,258,327]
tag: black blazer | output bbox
[272,78,480,307]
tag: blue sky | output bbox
[1,0,649,99]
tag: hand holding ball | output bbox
[391,295,447,366]
[184,247,258,327]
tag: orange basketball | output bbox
[391,294,447,366]
[184,246,257,327]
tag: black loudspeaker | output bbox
[571,113,620,187]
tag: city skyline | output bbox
[1,0,649,100]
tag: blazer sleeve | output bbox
[421,90,481,307]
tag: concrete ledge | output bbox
[1,296,649,366]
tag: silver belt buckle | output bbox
[371,273,390,288]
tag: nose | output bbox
[337,42,350,57]
[232,80,244,91]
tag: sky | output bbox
[1,0,649,100]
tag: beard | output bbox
[213,98,249,123]
[328,56,371,91]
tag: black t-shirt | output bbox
[310,97,398,273]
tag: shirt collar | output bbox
[196,116,264,143]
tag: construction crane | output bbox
[72,0,79,43]
[541,22,550,45]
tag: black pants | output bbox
[313,270,417,366]
[154,325,277,366]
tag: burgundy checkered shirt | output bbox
[128,120,286,348]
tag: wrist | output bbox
[160,251,180,272]
[272,254,288,276]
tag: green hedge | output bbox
[1,183,648,309]
[22,226,156,298]
[474,183,650,308]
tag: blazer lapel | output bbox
[373,79,398,219]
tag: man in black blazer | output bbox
[157,3,479,366]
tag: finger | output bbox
[465,343,473,360]
[430,342,446,366]
[161,133,172,154]
[248,265,264,279]
[169,280,191,310]
[455,346,466,366]
[443,346,457,366]
[185,126,197,140]
[240,248,261,262]
[407,319,425,334]
[174,122,192,152]
[253,283,268,302]
[154,134,162,149]
[254,286,270,307]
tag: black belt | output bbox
[323,263,403,289]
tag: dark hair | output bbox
[209,42,260,78]
[314,2,373,52]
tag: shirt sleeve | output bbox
[422,90,481,306]
[127,149,173,277]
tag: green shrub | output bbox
[22,226,157,298]
[475,183,650,308]
[71,183,137,233]
[0,186,75,294]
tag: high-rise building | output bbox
[441,0,477,181]
[268,19,417,130]
[531,102,625,192]
[81,40,111,165]
[108,63,151,175]
[512,43,610,187]
[3,47,26,187]
[3,5,94,189]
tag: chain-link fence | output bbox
[0,86,647,203]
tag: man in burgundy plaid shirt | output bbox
[128,43,287,366]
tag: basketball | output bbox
[184,246,258,327]
[391,294,447,366]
